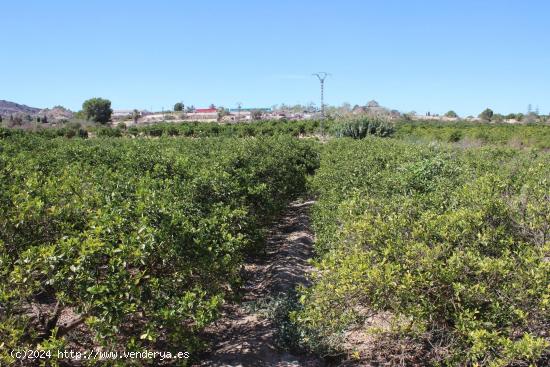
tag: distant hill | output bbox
[39,106,74,121]
[0,100,74,123]
[0,100,41,117]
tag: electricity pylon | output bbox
[312,72,329,118]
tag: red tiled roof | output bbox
[195,108,217,113]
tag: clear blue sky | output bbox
[1,0,549,116]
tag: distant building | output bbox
[224,108,272,122]
[112,110,134,118]
[228,108,271,113]
[112,109,148,119]
[185,107,218,121]
[195,108,218,114]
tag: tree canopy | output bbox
[444,110,458,118]
[82,98,112,124]
[479,108,494,121]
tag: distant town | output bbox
[0,99,548,128]
[105,100,549,125]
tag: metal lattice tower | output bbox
[312,72,329,118]
[236,102,242,122]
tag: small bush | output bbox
[96,127,123,137]
[246,291,306,353]
[128,126,139,136]
[64,128,76,138]
[148,128,163,137]
[165,126,179,136]
[448,129,463,142]
[77,128,89,139]
[66,122,82,130]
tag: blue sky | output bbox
[1,0,549,115]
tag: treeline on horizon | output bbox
[2,96,549,127]
[1,117,549,149]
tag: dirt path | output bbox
[198,199,322,367]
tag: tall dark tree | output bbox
[82,98,113,124]
[173,102,184,111]
[132,109,140,124]
[445,110,458,118]
[479,108,494,122]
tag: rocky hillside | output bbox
[0,100,74,123]
[0,100,41,117]
[39,106,74,121]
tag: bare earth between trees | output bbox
[198,199,323,367]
